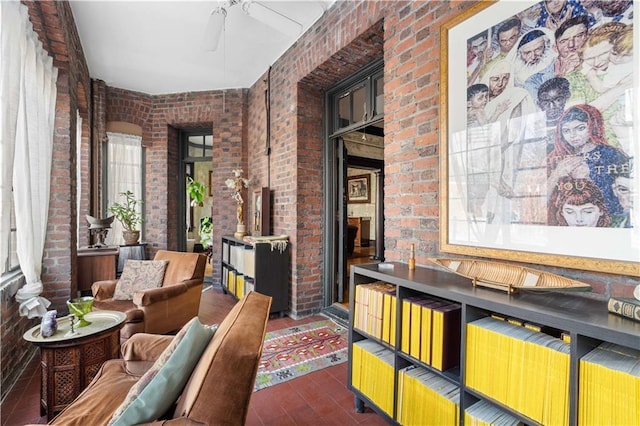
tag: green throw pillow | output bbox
[108,318,216,425]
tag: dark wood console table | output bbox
[77,246,118,294]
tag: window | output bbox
[76,111,83,248]
[2,193,19,274]
[331,63,384,135]
[104,132,144,246]
[187,134,213,159]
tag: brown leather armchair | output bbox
[92,250,207,342]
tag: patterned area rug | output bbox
[254,318,348,391]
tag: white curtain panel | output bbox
[104,132,143,246]
[3,1,58,318]
[76,111,83,247]
[0,2,23,274]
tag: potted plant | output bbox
[109,190,143,245]
[187,177,206,207]
[199,216,213,248]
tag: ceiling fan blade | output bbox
[202,7,227,51]
[243,1,302,38]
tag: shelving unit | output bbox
[220,235,289,316]
[348,262,640,425]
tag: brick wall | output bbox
[102,88,247,260]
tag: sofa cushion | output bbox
[107,317,216,426]
[173,292,271,424]
[113,260,168,300]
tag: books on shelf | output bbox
[229,245,244,273]
[353,282,461,371]
[222,241,229,263]
[579,342,640,425]
[464,400,521,426]
[242,247,255,278]
[351,339,395,417]
[235,274,244,298]
[397,365,460,426]
[431,303,461,371]
[353,282,396,345]
[399,295,461,371]
[221,265,229,290]
[227,269,236,295]
[466,316,569,426]
[353,282,462,371]
[245,277,255,294]
[607,296,640,322]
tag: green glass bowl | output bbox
[67,296,94,327]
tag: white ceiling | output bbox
[69,0,333,95]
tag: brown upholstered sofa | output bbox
[92,250,207,342]
[46,291,271,425]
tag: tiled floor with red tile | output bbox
[1,285,387,425]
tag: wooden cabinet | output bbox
[220,236,289,316]
[77,247,118,294]
[348,263,640,425]
[348,217,371,247]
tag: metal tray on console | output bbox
[23,311,127,343]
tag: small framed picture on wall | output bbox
[347,174,370,204]
[253,187,271,236]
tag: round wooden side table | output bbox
[23,310,126,420]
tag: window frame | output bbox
[102,132,145,246]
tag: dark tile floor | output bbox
[1,284,387,425]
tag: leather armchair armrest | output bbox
[133,283,188,306]
[92,280,118,300]
[120,332,174,361]
[181,277,203,290]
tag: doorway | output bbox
[336,127,384,309]
[323,59,384,314]
[323,60,384,310]
[178,131,213,264]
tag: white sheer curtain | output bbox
[0,2,22,274]
[104,132,143,246]
[1,1,58,318]
[76,111,83,247]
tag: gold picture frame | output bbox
[439,0,638,276]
